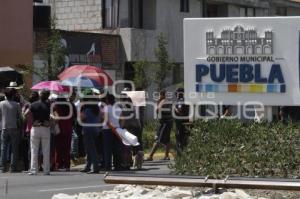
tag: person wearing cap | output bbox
[0,88,22,172]
[7,82,26,107]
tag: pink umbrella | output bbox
[31,81,70,93]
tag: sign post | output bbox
[184,17,300,120]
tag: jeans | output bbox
[83,130,99,171]
[1,128,20,171]
[102,129,123,170]
[102,129,113,170]
[30,127,51,174]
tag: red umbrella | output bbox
[58,65,113,86]
[31,81,70,93]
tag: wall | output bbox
[155,0,202,63]
[119,28,157,62]
[0,0,33,67]
[120,0,202,63]
[54,0,102,31]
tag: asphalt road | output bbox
[0,160,171,199]
[0,172,114,199]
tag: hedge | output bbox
[171,119,300,178]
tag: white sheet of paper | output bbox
[122,91,146,107]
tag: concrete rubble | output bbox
[51,185,268,199]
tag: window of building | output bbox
[102,0,119,29]
[240,7,256,17]
[275,7,287,16]
[129,0,143,28]
[204,3,227,17]
[180,0,189,13]
[33,5,51,29]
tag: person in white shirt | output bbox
[102,94,122,171]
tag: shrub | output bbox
[171,119,300,178]
[143,120,158,150]
[142,120,176,151]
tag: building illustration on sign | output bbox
[206,25,273,55]
[195,25,285,94]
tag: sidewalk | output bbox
[71,152,173,175]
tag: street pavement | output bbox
[0,160,172,199]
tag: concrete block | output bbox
[63,19,71,27]
[87,12,96,17]
[71,6,77,12]
[90,6,100,12]
[68,1,74,7]
[78,18,84,24]
[90,17,98,23]
[64,13,70,19]
[86,24,95,30]
[95,0,102,4]
[78,6,85,13]
[63,7,71,13]
[86,6,94,12]
[81,24,88,30]
[88,0,95,6]
[75,1,80,6]
[62,2,68,7]
[55,7,62,14]
[74,24,82,30]
[79,0,87,6]
[71,18,78,25]
[69,13,75,19]
[68,24,75,30]
[56,2,63,8]
[74,12,81,18]
[58,25,68,31]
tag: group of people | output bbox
[0,86,190,175]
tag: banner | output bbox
[184,17,300,105]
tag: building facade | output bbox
[44,0,300,85]
[36,0,300,120]
[0,0,33,67]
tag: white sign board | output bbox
[184,17,300,105]
[121,91,146,107]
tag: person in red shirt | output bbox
[53,98,73,171]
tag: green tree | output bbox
[46,17,67,80]
[153,33,173,90]
[26,17,67,81]
[132,60,150,90]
